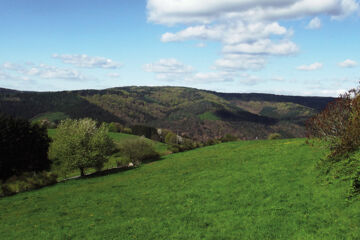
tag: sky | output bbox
[0,0,359,96]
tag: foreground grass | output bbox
[1,139,359,239]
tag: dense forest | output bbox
[0,86,334,140]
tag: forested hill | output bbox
[0,86,334,140]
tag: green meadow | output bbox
[1,139,359,239]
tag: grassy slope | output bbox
[1,139,359,239]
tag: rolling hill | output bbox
[0,86,334,140]
[1,139,358,239]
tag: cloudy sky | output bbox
[0,0,359,96]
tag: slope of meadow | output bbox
[0,139,359,239]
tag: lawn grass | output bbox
[1,139,359,239]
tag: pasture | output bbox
[0,139,359,239]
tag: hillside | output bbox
[0,86,334,140]
[1,139,359,239]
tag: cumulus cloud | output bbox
[338,59,357,68]
[144,58,268,85]
[2,62,86,81]
[188,71,235,83]
[53,54,123,69]
[215,54,267,71]
[222,39,298,56]
[25,64,85,80]
[306,17,322,29]
[162,22,288,44]
[2,62,24,71]
[297,62,323,71]
[196,42,206,48]
[143,58,194,81]
[147,0,359,25]
[148,0,358,72]
[108,72,121,78]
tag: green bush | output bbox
[165,132,177,145]
[221,134,238,142]
[108,122,123,132]
[122,127,132,134]
[268,133,282,140]
[0,172,57,197]
[119,138,160,166]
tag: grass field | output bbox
[1,139,359,239]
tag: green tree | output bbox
[50,118,115,176]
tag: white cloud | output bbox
[215,54,267,71]
[147,0,359,25]
[53,54,123,69]
[296,62,323,71]
[196,42,206,48]
[238,73,263,85]
[338,59,357,68]
[2,62,24,71]
[144,58,269,85]
[25,64,85,80]
[148,0,359,72]
[223,39,298,56]
[161,22,288,45]
[306,17,322,29]
[188,71,235,83]
[108,72,121,78]
[2,62,86,81]
[143,58,194,81]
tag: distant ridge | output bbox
[0,86,334,140]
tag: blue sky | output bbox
[0,0,359,96]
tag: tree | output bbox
[0,115,51,181]
[49,118,115,176]
[307,87,360,194]
[307,88,358,156]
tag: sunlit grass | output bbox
[1,139,359,239]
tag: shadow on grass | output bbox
[76,156,167,180]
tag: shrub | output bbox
[0,115,51,181]
[0,171,57,197]
[119,138,160,165]
[108,122,123,132]
[165,131,178,145]
[268,133,282,140]
[122,127,132,134]
[221,134,238,142]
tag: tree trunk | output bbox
[80,168,85,177]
